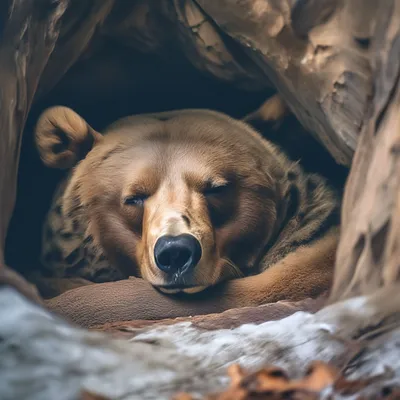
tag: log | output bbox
[2,284,400,399]
[89,296,327,335]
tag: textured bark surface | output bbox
[0,0,68,301]
[330,1,400,301]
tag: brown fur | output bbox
[243,94,288,125]
[35,107,340,311]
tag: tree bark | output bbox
[0,0,68,300]
[192,0,375,166]
[330,0,400,301]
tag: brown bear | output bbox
[34,107,339,307]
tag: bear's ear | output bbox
[34,106,103,169]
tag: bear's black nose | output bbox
[154,234,202,274]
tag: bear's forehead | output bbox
[103,113,256,146]
[99,121,254,166]
[86,113,268,181]
[85,132,255,192]
[97,139,257,184]
[100,142,239,179]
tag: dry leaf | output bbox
[173,361,396,400]
[81,391,111,400]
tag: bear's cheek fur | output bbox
[214,191,277,274]
[89,207,142,278]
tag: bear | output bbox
[34,106,340,306]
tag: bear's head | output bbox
[35,107,295,294]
